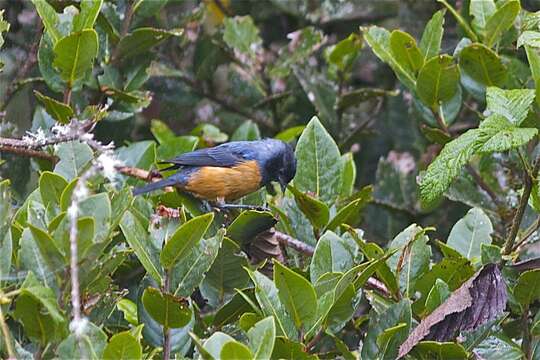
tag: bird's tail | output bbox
[132,177,179,196]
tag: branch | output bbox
[503,156,540,255]
[273,230,314,256]
[0,144,57,162]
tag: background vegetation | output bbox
[2,0,540,359]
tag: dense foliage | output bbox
[3,0,540,359]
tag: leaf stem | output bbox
[503,155,540,255]
[0,294,15,360]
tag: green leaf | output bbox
[119,211,162,284]
[524,46,540,107]
[362,300,412,360]
[458,43,506,87]
[231,120,261,141]
[223,16,261,54]
[160,212,214,269]
[470,0,496,33]
[54,142,93,181]
[73,0,103,32]
[447,207,492,263]
[150,119,175,144]
[477,115,537,153]
[437,0,478,41]
[39,171,68,208]
[287,185,329,229]
[201,332,235,359]
[133,0,169,19]
[28,224,65,271]
[200,238,250,306]
[142,287,191,328]
[31,0,61,44]
[53,29,98,87]
[247,317,275,360]
[227,210,276,247]
[103,331,142,360]
[514,269,540,307]
[484,0,520,48]
[0,10,8,51]
[171,229,224,297]
[271,337,318,360]
[57,322,107,359]
[274,261,317,331]
[17,229,55,288]
[416,55,459,109]
[485,87,535,125]
[390,30,424,75]
[326,195,370,231]
[213,288,258,327]
[410,341,468,359]
[481,243,502,265]
[221,341,254,360]
[362,26,416,89]
[14,272,67,344]
[412,256,474,315]
[473,335,523,360]
[419,129,481,207]
[424,279,451,314]
[310,231,356,283]
[387,224,432,297]
[246,269,296,339]
[0,181,12,287]
[419,9,445,60]
[275,126,305,142]
[294,116,342,204]
[117,27,182,60]
[326,33,362,72]
[33,90,73,124]
[518,30,540,48]
[339,153,356,198]
[117,299,138,326]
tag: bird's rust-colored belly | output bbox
[184,160,262,201]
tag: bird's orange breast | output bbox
[184,160,262,201]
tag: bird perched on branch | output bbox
[132,139,296,210]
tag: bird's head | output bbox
[261,139,296,195]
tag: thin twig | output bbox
[0,144,57,162]
[514,216,540,252]
[503,156,540,255]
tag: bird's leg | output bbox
[212,197,270,212]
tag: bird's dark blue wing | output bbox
[160,141,256,168]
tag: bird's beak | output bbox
[278,178,287,194]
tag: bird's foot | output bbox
[213,203,270,212]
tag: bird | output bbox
[132,138,296,210]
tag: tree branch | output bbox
[503,156,540,255]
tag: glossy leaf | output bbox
[119,210,162,283]
[34,90,73,124]
[53,29,99,86]
[274,261,317,331]
[103,331,142,360]
[459,43,506,87]
[390,30,423,75]
[39,171,68,208]
[73,0,103,32]
[416,55,459,109]
[287,185,329,229]
[160,212,214,269]
[310,231,356,283]
[514,269,540,307]
[484,0,520,47]
[142,287,191,328]
[419,9,445,60]
[31,0,61,43]
[247,317,275,360]
[447,207,492,263]
[294,116,342,204]
[171,229,224,297]
[116,27,182,60]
